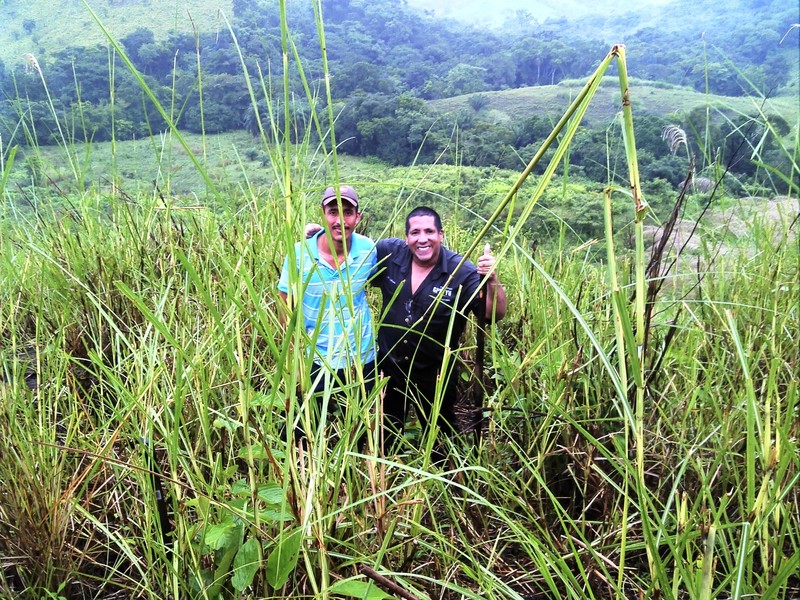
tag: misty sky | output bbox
[404,0,676,26]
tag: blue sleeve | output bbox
[277,253,291,294]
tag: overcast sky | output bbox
[404,0,676,26]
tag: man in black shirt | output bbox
[374,206,507,449]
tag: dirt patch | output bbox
[643,195,798,277]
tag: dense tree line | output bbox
[0,0,794,192]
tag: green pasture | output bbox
[430,79,799,130]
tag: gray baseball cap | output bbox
[321,185,359,209]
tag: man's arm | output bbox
[483,275,507,321]
[277,290,291,326]
[305,223,322,238]
[277,248,295,326]
[476,244,507,321]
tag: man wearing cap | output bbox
[278,185,377,441]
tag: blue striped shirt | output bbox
[278,231,376,370]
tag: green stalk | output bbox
[699,525,717,600]
[613,44,660,585]
[457,48,619,261]
[108,45,118,183]
[603,186,633,592]
[280,0,294,215]
[313,0,341,183]
[0,144,17,195]
[190,16,208,169]
[442,47,636,418]
[28,55,79,184]
[724,308,759,590]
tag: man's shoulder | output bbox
[442,246,479,282]
[295,235,319,257]
[441,245,461,260]
[442,246,472,269]
[377,237,405,255]
[351,232,376,251]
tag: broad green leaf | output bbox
[238,444,270,460]
[231,537,261,592]
[252,393,286,410]
[204,522,239,550]
[183,495,210,514]
[266,528,302,588]
[231,479,250,496]
[213,416,242,432]
[260,507,294,523]
[236,444,285,460]
[328,578,392,599]
[257,483,285,505]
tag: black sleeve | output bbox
[372,238,400,286]
[460,262,484,315]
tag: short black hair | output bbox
[405,206,442,234]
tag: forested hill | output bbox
[569,0,798,97]
[0,0,796,192]
[1,0,795,97]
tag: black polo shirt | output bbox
[374,238,483,374]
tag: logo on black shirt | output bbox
[431,286,453,300]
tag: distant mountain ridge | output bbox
[404,0,675,27]
[1,0,795,98]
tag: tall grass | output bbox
[0,3,798,599]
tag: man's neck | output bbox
[410,254,437,293]
[318,233,349,267]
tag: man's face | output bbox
[406,215,443,267]
[322,202,361,244]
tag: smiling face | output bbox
[406,215,443,268]
[322,202,361,246]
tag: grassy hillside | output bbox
[0,0,232,69]
[429,78,799,129]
